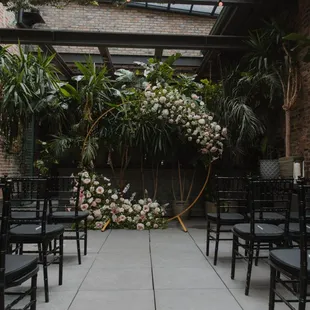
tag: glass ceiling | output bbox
[127,2,223,17]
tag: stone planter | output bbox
[172,200,190,219]
[278,156,303,178]
[259,159,280,179]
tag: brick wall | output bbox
[290,0,310,176]
[38,3,215,56]
[0,4,21,176]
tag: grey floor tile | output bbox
[153,267,225,289]
[156,289,242,310]
[69,290,155,310]
[151,251,211,268]
[93,251,151,269]
[80,267,152,290]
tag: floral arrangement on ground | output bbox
[75,171,168,230]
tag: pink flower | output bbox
[143,205,150,213]
[137,223,145,230]
[91,201,97,208]
[95,222,103,229]
[96,186,104,194]
[93,209,102,218]
[119,215,126,222]
[81,203,89,211]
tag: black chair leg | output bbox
[59,235,63,286]
[231,234,238,280]
[213,223,220,265]
[245,241,254,296]
[0,288,4,310]
[75,223,81,265]
[38,243,43,261]
[206,220,210,256]
[30,273,38,310]
[254,242,260,266]
[268,265,276,310]
[42,242,49,303]
[84,220,87,256]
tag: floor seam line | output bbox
[149,231,157,310]
[187,229,245,310]
[66,229,112,310]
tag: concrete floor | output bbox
[8,219,304,310]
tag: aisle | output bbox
[19,221,291,310]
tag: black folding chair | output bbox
[206,176,249,265]
[0,180,39,310]
[231,178,294,296]
[48,176,88,265]
[269,181,310,310]
[7,177,64,303]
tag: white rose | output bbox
[96,186,104,195]
[83,178,91,184]
[119,208,124,213]
[159,96,166,103]
[128,208,133,213]
[153,224,159,229]
[93,209,102,219]
[138,199,145,205]
[108,189,112,194]
[215,125,221,132]
[137,223,145,230]
[146,222,151,227]
[93,181,99,186]
[150,202,159,208]
[87,198,94,204]
[162,109,169,116]
[198,119,206,125]
[140,211,146,216]
[105,199,110,203]
[111,194,118,200]
[200,101,204,106]
[188,137,192,141]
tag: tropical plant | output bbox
[0,46,63,153]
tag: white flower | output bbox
[110,202,116,208]
[146,222,151,227]
[96,186,104,194]
[93,209,102,218]
[188,137,192,141]
[81,203,89,211]
[150,202,159,208]
[87,215,94,222]
[111,194,118,200]
[153,224,159,229]
[124,199,130,204]
[191,94,199,100]
[211,146,218,152]
[87,198,94,204]
[83,178,91,184]
[128,208,133,213]
[82,172,89,178]
[86,191,92,198]
[127,217,132,222]
[105,199,110,203]
[208,116,213,121]
[134,204,142,212]
[159,96,166,103]
[104,177,111,182]
[108,189,112,194]
[119,208,124,213]
[154,207,161,214]
[198,119,206,125]
[137,223,145,230]
[215,125,221,132]
[138,199,145,205]
[199,101,204,106]
[93,181,99,186]
[95,198,101,203]
[191,103,196,109]
[140,211,146,216]
[162,109,169,116]
[108,183,111,186]
[222,128,228,136]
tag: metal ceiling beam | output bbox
[54,53,203,67]
[0,28,247,50]
[98,46,115,73]
[40,45,73,80]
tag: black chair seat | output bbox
[50,211,88,221]
[207,213,245,222]
[290,211,310,222]
[233,223,284,239]
[270,248,310,276]
[5,254,38,284]
[279,222,310,235]
[248,212,285,221]
[11,211,37,220]
[10,224,64,241]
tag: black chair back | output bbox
[7,177,48,233]
[215,176,249,216]
[297,181,310,287]
[47,176,82,216]
[249,179,294,235]
[0,181,11,284]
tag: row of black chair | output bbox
[206,176,310,309]
[0,175,89,309]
